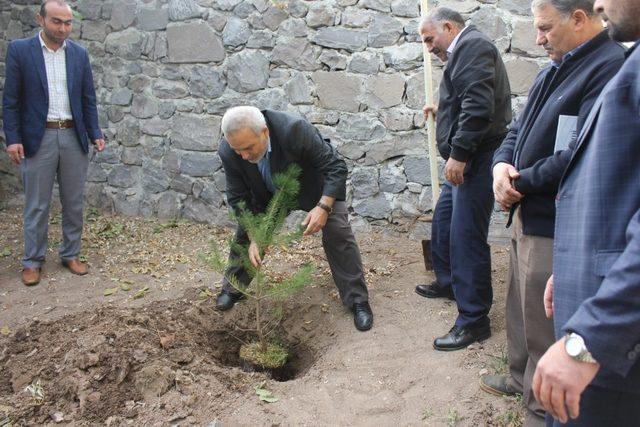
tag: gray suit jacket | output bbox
[219,110,347,214]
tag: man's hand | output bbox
[248,241,262,268]
[533,338,600,423]
[302,206,329,236]
[423,104,438,120]
[445,157,466,186]
[544,275,554,318]
[492,162,522,210]
[92,138,106,152]
[6,144,25,165]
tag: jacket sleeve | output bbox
[563,208,640,378]
[80,48,102,141]
[288,119,347,200]
[514,58,625,195]
[448,38,498,162]
[492,117,519,168]
[219,141,252,215]
[2,42,22,146]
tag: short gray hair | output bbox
[221,106,266,137]
[420,7,466,30]
[531,0,596,16]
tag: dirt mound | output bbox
[0,288,332,425]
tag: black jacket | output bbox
[492,31,626,238]
[436,26,512,161]
[219,109,348,214]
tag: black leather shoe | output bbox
[433,321,491,351]
[215,291,245,311]
[415,282,455,300]
[352,302,373,331]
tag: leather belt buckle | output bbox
[58,120,65,128]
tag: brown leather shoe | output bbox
[62,259,88,275]
[22,267,41,286]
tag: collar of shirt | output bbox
[551,38,590,68]
[446,26,469,57]
[626,39,639,58]
[39,31,67,53]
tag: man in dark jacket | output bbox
[484,0,625,423]
[417,8,512,350]
[215,106,373,331]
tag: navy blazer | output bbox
[553,41,640,393]
[2,34,102,157]
[219,110,348,215]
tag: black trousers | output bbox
[222,201,369,307]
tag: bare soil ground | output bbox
[0,197,522,426]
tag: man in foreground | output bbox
[417,8,512,350]
[2,0,105,286]
[532,0,640,423]
[215,106,373,332]
[484,0,625,423]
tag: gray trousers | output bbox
[506,209,556,426]
[21,128,89,268]
[222,201,369,307]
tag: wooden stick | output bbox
[420,0,440,210]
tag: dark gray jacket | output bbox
[219,109,347,214]
[436,25,512,162]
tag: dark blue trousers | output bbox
[431,150,494,328]
[546,385,640,427]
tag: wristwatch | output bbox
[565,333,597,363]
[316,201,333,214]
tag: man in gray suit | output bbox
[214,106,373,331]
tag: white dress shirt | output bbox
[39,32,73,121]
[446,26,470,58]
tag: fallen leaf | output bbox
[159,334,175,349]
[132,286,150,299]
[103,288,118,296]
[0,326,10,336]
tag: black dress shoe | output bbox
[215,291,245,311]
[352,302,373,331]
[433,321,491,351]
[415,282,455,300]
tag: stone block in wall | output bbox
[116,117,141,147]
[442,0,480,14]
[213,0,243,11]
[182,197,228,225]
[131,95,159,119]
[142,163,171,193]
[227,50,270,93]
[122,146,144,166]
[233,2,257,19]
[379,161,407,193]
[403,155,431,185]
[511,19,545,57]
[141,118,171,136]
[157,191,183,219]
[348,51,381,75]
[247,30,277,48]
[337,141,367,161]
[107,165,140,188]
[469,7,511,51]
[393,192,420,217]
[140,135,168,160]
[505,57,541,95]
[319,50,348,70]
[110,0,137,31]
[271,38,322,71]
[6,20,24,40]
[262,5,289,30]
[208,11,228,31]
[380,108,415,131]
[287,0,309,18]
[152,79,189,99]
[108,88,133,106]
[137,8,169,31]
[391,0,419,17]
[382,42,422,71]
[87,163,108,183]
[498,0,532,15]
[364,133,426,165]
[254,88,291,111]
[111,190,142,216]
[170,114,221,152]
[167,23,225,63]
[341,6,372,28]
[368,14,403,48]
[105,28,146,60]
[179,152,222,177]
[159,102,177,119]
[128,74,151,92]
[77,0,103,20]
[360,0,391,13]
[350,166,379,198]
[170,174,194,194]
[198,184,224,207]
[336,114,386,141]
[352,193,393,219]
[213,169,226,192]
[223,16,251,47]
[186,66,226,98]
[312,27,368,52]
[306,3,338,28]
[278,18,307,38]
[364,73,405,109]
[418,185,433,212]
[82,21,107,42]
[268,69,291,87]
[168,0,202,21]
[284,72,313,105]
[312,71,363,113]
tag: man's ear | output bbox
[36,13,44,27]
[262,126,269,139]
[571,9,589,29]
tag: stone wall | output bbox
[0,0,545,236]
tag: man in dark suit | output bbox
[417,8,512,350]
[215,106,373,331]
[484,0,625,423]
[532,0,640,424]
[2,0,104,286]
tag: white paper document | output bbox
[554,115,578,152]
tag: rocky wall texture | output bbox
[0,0,546,236]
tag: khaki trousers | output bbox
[506,209,556,426]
